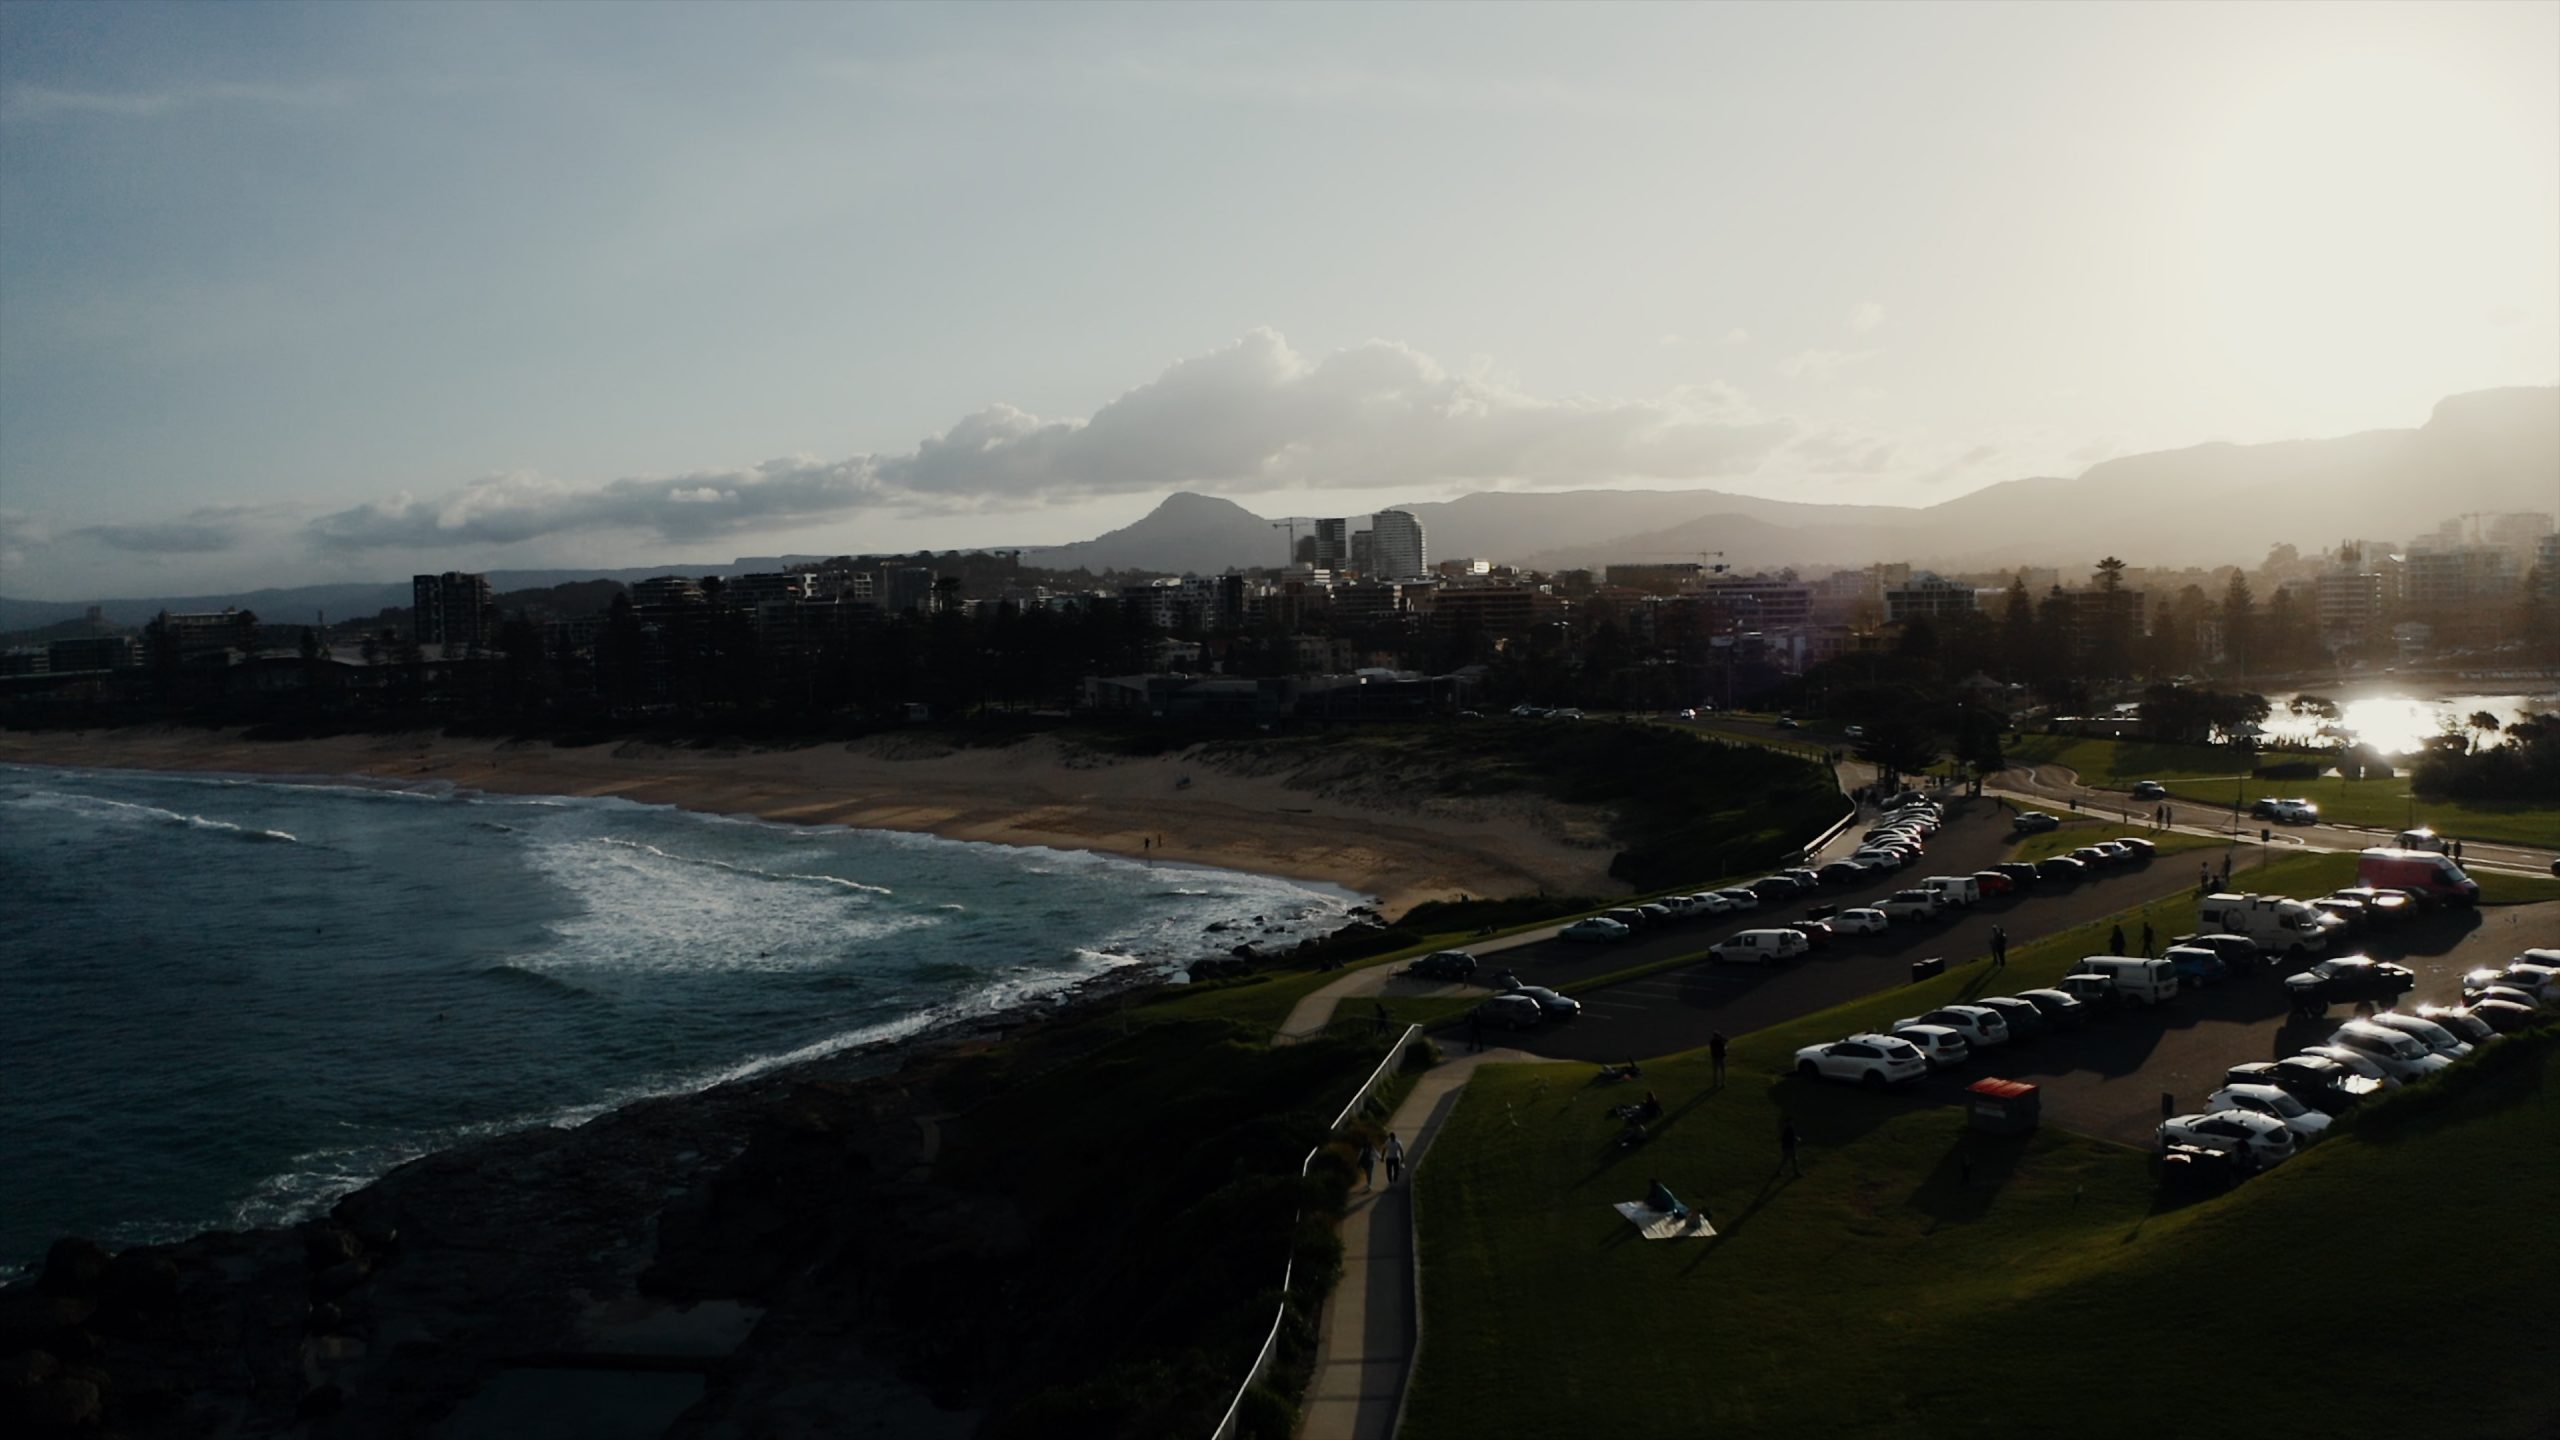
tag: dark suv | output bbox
[1409,950,1479,981]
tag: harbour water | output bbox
[0,764,1356,1269]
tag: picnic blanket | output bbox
[1612,1201,1716,1240]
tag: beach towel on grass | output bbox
[1613,1202,1715,1240]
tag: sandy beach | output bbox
[0,726,1628,918]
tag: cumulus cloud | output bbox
[0,508,45,570]
[68,521,241,554]
[305,329,1795,552]
[1788,428,1898,474]
[1849,300,1886,332]
[1776,348,1878,382]
[1723,328,1751,345]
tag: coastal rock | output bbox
[0,1291,96,1353]
[38,1239,111,1298]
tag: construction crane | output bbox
[1270,518,1301,566]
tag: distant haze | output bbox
[3,3,2554,596]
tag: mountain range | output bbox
[6,386,2552,629]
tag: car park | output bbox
[2283,956,2416,1005]
[1562,917,1632,943]
[1474,994,1545,1029]
[2202,1084,2332,1140]
[2362,1011,2473,1059]
[2157,1111,2298,1170]
[1508,985,1583,1019]
[1715,887,1763,911]
[1711,928,1813,965]
[1879,890,1944,922]
[1970,869,2015,897]
[2325,1022,2452,1082]
[1992,861,2041,888]
[1832,907,1888,935]
[1974,996,2049,1041]
[2162,945,2227,986]
[2014,988,2090,1029]
[2298,1043,2404,1091]
[1793,1033,1930,1088]
[2035,856,2088,881]
[2012,811,2063,834]
[2411,1005,2499,1048]
[1894,1005,2011,1048]
[1889,1023,1971,1068]
[1409,950,1479,981]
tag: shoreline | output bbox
[0,725,1628,919]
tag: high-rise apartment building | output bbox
[1313,518,1350,571]
[1369,509,1428,581]
[411,572,495,651]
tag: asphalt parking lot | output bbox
[1469,797,2265,1064]
[1911,898,2560,1146]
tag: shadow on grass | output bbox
[1903,1131,2032,1228]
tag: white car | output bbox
[2362,1011,2473,1059]
[2158,1110,2298,1170]
[1879,890,1943,922]
[2325,1022,2454,1082]
[2202,1084,2332,1140]
[1832,907,1889,935]
[1710,929,1811,965]
[1894,1005,2009,1048]
[1560,917,1632,943]
[2462,962,2559,1004]
[1844,853,1898,873]
[1715,888,1761,911]
[2268,798,2320,824]
[1889,1023,1971,1068]
[1794,1033,1930,1088]
[1688,892,1736,916]
[2298,1044,2404,1091]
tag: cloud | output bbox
[0,508,45,571]
[1723,328,1751,345]
[1787,428,1899,474]
[1,79,354,122]
[1658,332,1686,348]
[305,330,1797,552]
[1849,301,1886,332]
[68,521,240,554]
[1776,348,1878,381]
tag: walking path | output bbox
[1272,923,1567,1041]
[1297,1046,1557,1440]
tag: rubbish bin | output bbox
[1965,1078,2041,1134]
[1910,956,1947,982]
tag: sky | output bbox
[2,1,2555,599]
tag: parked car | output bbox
[2410,1005,2499,1048]
[2053,972,2119,1011]
[2112,836,2157,860]
[1409,950,1479,981]
[1783,868,1825,891]
[1635,902,1674,924]
[2159,1142,2242,1196]
[2456,997,2541,1034]
[2324,1021,2452,1081]
[2308,896,2369,931]
[2036,856,2088,881]
[1603,907,1649,931]
[2014,987,2090,1029]
[1794,1033,1930,1088]
[1508,985,1583,1020]
[1970,869,2016,897]
[1711,929,1813,965]
[1474,994,1545,1030]
[1750,875,1804,901]
[2157,1111,2298,1170]
[1832,907,1889,935]
[1895,1005,2011,1048]
[2070,845,2112,867]
[2131,780,2168,800]
[2012,811,2063,834]
[2162,945,2228,986]
[2326,887,2413,926]
[1992,861,2042,888]
[1689,892,1737,916]
[2297,1043,2404,1092]
[2072,955,2179,1006]
[1781,920,1835,950]
[2362,1011,2473,1059]
[1889,1023,1972,1068]
[2090,841,2135,865]
[2171,931,2262,977]
[1816,861,1869,885]
[1715,887,1763,911]
[2283,956,2416,1005]
[1974,995,2049,1041]
[2224,1056,2375,1113]
[2202,1084,2332,1140]
[2460,962,2558,1005]
[1879,890,1944,921]
[1561,917,1632,943]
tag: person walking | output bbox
[2109,923,2126,956]
[1989,924,2007,970]
[2199,861,2212,893]
[1383,1132,1406,1185]
[2160,1091,2176,1122]
[1709,1030,1729,1085]
[1780,1117,1802,1178]
[2140,919,2155,958]
[1356,1140,1377,1189]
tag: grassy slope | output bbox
[2008,734,2559,846]
[1404,893,2560,1440]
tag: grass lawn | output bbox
[1402,897,2560,1439]
[2006,819,2228,864]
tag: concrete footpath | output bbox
[1297,1046,1552,1440]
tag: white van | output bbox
[1922,876,1981,909]
[2072,955,2180,1006]
[1710,928,1812,965]
[2197,892,2336,957]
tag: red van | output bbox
[2357,848,2479,907]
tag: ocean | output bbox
[0,763,1356,1271]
